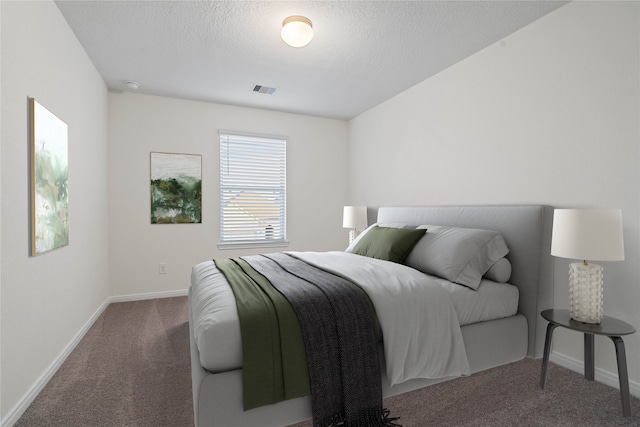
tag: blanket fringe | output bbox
[316,407,401,427]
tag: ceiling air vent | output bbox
[253,85,276,95]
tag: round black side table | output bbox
[539,308,636,417]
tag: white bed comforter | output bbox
[289,251,470,386]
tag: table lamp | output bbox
[343,206,367,245]
[550,209,624,324]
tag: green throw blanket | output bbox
[215,257,310,409]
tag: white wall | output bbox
[349,1,640,390]
[108,92,348,297]
[1,0,109,423]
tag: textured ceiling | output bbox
[55,1,568,120]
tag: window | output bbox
[219,131,287,248]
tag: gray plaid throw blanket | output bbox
[243,253,399,427]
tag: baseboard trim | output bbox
[550,351,640,398]
[1,289,189,427]
[109,288,189,303]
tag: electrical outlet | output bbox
[159,263,167,275]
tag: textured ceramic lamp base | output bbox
[348,229,357,245]
[569,262,603,324]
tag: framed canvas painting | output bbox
[150,152,202,224]
[31,99,69,255]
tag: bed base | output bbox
[189,297,528,427]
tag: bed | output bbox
[188,205,554,426]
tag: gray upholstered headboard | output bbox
[375,205,554,358]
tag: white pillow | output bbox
[483,257,512,283]
[405,225,509,290]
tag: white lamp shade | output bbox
[343,206,367,229]
[551,209,624,261]
[281,16,313,47]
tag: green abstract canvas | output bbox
[150,152,202,224]
[31,99,69,255]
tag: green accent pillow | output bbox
[352,226,426,264]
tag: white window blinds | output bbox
[219,132,287,247]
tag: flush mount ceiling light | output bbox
[124,80,140,90]
[281,15,313,47]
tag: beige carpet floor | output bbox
[15,297,193,427]
[291,357,640,427]
[15,296,640,426]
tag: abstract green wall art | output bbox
[31,99,69,255]
[150,152,202,224]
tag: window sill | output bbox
[217,241,290,251]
